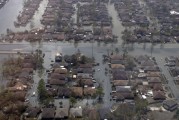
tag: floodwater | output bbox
[0,0,179,102]
[0,0,47,34]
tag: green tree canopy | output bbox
[37,79,47,104]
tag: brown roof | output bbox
[50,73,66,80]
[49,79,66,85]
[81,79,93,86]
[112,71,128,80]
[54,68,68,74]
[112,92,134,100]
[58,87,72,97]
[83,87,96,96]
[141,60,155,66]
[88,109,100,120]
[7,82,27,91]
[55,108,68,119]
[147,72,161,77]
[148,77,161,83]
[153,84,163,91]
[42,108,55,119]
[71,87,83,97]
[112,80,129,86]
[110,54,123,60]
[153,91,166,100]
[70,108,82,117]
[25,107,41,118]
[111,64,125,69]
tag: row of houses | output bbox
[0,53,39,119]
[14,0,42,26]
[109,54,168,102]
[36,52,99,119]
[111,0,149,27]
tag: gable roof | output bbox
[141,60,155,66]
[112,70,128,80]
[83,87,96,96]
[81,79,93,86]
[71,87,83,97]
[58,87,72,97]
[112,80,129,86]
[110,54,123,60]
[153,91,166,100]
[24,107,41,118]
[70,107,82,117]
[153,84,163,91]
[54,68,68,74]
[41,108,55,119]
[148,77,162,83]
[50,73,66,80]
[55,108,69,118]
[49,79,66,85]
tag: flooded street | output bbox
[0,0,47,34]
[0,0,179,105]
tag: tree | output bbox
[34,49,44,70]
[112,103,135,120]
[173,109,179,120]
[69,97,77,107]
[125,57,136,71]
[37,79,47,104]
[135,97,148,119]
[96,87,104,102]
[80,55,87,64]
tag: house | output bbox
[80,79,93,87]
[70,87,83,98]
[153,91,166,100]
[53,68,68,74]
[83,108,100,120]
[110,54,123,61]
[148,77,162,87]
[50,73,66,80]
[112,87,134,101]
[112,70,128,81]
[163,100,178,111]
[140,60,155,66]
[77,73,91,79]
[7,82,28,91]
[55,108,69,119]
[144,66,159,72]
[135,55,149,64]
[111,64,125,69]
[46,88,58,97]
[98,107,111,120]
[70,107,82,118]
[41,108,55,120]
[147,72,161,77]
[48,79,66,86]
[58,87,72,98]
[153,84,163,91]
[24,107,41,119]
[18,71,31,80]
[112,80,129,86]
[83,87,96,96]
[77,68,93,74]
